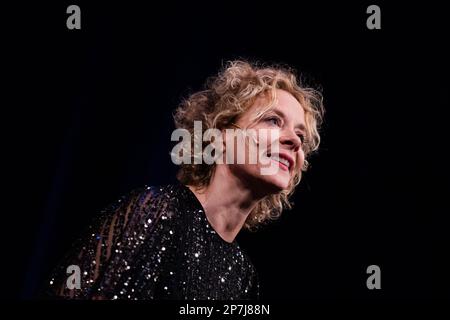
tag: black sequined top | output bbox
[46,183,259,300]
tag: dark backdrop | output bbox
[4,1,449,301]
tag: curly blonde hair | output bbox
[173,60,324,230]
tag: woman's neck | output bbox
[188,165,264,243]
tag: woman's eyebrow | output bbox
[295,123,307,132]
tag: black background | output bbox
[3,1,449,302]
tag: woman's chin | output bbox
[258,175,290,193]
[232,165,291,194]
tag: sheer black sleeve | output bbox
[45,187,166,299]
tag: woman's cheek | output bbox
[297,151,305,170]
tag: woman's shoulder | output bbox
[113,182,194,220]
[128,182,189,207]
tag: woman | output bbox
[46,60,324,300]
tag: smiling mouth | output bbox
[266,152,293,172]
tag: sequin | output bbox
[44,183,259,300]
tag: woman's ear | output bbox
[219,129,228,164]
[221,128,227,149]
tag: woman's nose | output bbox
[279,129,301,152]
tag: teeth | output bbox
[270,155,290,168]
[279,158,290,167]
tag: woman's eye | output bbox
[297,133,306,143]
[265,117,280,126]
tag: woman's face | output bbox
[225,89,306,195]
